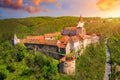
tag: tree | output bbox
[0,71,6,80]
[14,43,26,62]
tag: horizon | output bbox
[0,15,120,20]
[0,0,120,19]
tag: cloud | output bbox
[96,0,120,11]
[55,2,60,8]
[28,6,41,13]
[43,9,50,12]
[0,0,58,13]
[0,0,23,9]
[45,0,57,3]
[32,0,43,6]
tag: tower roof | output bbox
[77,16,84,28]
[14,34,17,39]
[79,16,83,22]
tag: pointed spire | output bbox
[77,15,84,28]
[14,34,17,39]
[79,15,83,22]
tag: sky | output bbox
[0,0,120,19]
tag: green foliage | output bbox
[20,69,32,76]
[6,64,15,73]
[0,41,59,80]
[0,16,120,80]
[55,35,63,40]
[60,43,106,80]
[14,43,26,61]
[0,65,9,80]
[0,71,7,80]
[108,35,120,80]
[76,43,106,80]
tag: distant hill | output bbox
[0,16,120,39]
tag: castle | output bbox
[13,16,100,75]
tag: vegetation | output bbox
[108,35,120,80]
[0,41,59,80]
[0,16,120,80]
[60,42,106,80]
[75,43,106,80]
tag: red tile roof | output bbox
[71,36,79,42]
[56,41,66,48]
[44,32,61,38]
[60,36,70,44]
[39,36,45,44]
[60,56,75,62]
[20,39,26,43]
[58,44,66,48]
[87,32,101,36]
[21,36,45,44]
[83,35,91,39]
[44,34,53,38]
[79,16,83,22]
[20,30,91,48]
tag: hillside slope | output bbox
[0,16,120,80]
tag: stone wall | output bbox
[59,57,75,75]
[24,43,60,59]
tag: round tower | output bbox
[59,57,76,75]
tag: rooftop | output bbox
[44,32,61,38]
[60,36,70,44]
[70,36,80,42]
[60,57,75,62]
[64,27,77,30]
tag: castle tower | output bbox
[76,16,86,36]
[13,34,20,45]
[59,57,76,75]
[77,16,84,28]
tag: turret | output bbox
[13,34,20,45]
[77,16,84,28]
[59,57,76,75]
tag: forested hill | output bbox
[0,16,120,80]
[0,16,79,39]
[0,16,120,39]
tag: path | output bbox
[104,38,111,80]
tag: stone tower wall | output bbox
[59,57,76,75]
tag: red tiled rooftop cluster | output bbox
[21,36,45,44]
[60,36,70,44]
[20,31,91,49]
